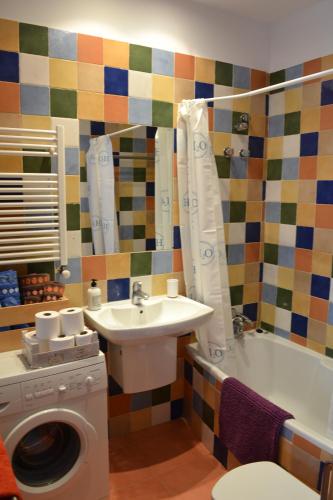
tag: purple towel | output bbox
[219,377,293,464]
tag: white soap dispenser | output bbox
[87,278,101,311]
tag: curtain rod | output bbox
[183,68,333,104]
[107,124,144,138]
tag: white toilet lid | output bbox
[211,461,319,500]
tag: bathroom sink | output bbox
[84,295,214,345]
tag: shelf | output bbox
[0,297,69,328]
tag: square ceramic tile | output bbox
[20,84,50,115]
[175,53,194,80]
[195,57,215,83]
[51,117,79,147]
[152,75,173,102]
[49,58,77,89]
[65,147,80,174]
[67,230,82,258]
[129,44,152,73]
[213,84,233,110]
[128,70,152,99]
[266,181,281,202]
[105,66,128,96]
[151,403,170,426]
[283,134,300,158]
[104,95,128,123]
[215,61,233,86]
[128,98,152,125]
[78,63,104,93]
[152,100,173,127]
[51,88,77,118]
[0,50,19,82]
[152,48,174,76]
[279,224,296,246]
[275,307,292,331]
[269,92,285,116]
[175,78,194,102]
[263,263,278,286]
[48,28,77,60]
[103,39,129,69]
[20,53,49,86]
[214,109,232,132]
[19,23,48,56]
[78,34,103,64]
[0,19,19,52]
[233,65,250,89]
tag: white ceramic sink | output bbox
[84,295,214,345]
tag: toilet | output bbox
[211,461,319,499]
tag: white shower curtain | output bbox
[86,135,119,254]
[177,99,233,363]
[155,127,173,250]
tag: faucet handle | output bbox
[132,281,142,292]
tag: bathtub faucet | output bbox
[232,308,252,338]
[321,462,333,500]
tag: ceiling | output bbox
[190,0,323,22]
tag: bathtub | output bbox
[186,330,333,456]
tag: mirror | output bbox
[79,121,174,255]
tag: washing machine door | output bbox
[5,408,98,499]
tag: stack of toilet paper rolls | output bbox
[23,307,95,353]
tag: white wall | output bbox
[1,0,269,70]
[269,0,333,71]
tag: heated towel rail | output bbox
[0,126,68,273]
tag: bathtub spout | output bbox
[321,462,333,500]
[232,308,252,338]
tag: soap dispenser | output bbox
[87,279,101,311]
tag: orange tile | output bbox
[82,255,106,281]
[109,394,131,417]
[309,296,328,322]
[293,434,322,459]
[320,104,333,130]
[103,39,129,68]
[78,34,103,64]
[316,205,333,229]
[175,53,195,80]
[0,19,19,52]
[299,157,317,179]
[104,95,128,123]
[304,58,322,76]
[290,333,307,346]
[248,158,264,179]
[0,82,20,113]
[251,69,267,90]
[173,249,183,272]
[295,248,312,272]
[245,243,261,263]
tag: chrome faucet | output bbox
[232,308,252,338]
[321,462,333,500]
[132,281,149,306]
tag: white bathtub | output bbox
[187,330,333,455]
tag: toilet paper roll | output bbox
[75,329,94,346]
[49,334,75,351]
[35,310,60,340]
[60,307,84,336]
[22,330,38,345]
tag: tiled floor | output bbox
[109,419,226,499]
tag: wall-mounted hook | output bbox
[234,113,249,132]
[224,147,234,158]
[239,149,250,158]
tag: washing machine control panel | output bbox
[22,364,106,410]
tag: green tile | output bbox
[230,285,244,306]
[133,168,146,182]
[23,157,51,173]
[202,401,214,431]
[264,243,278,265]
[216,156,230,178]
[325,347,333,359]
[80,166,87,182]
[215,61,233,86]
[50,89,77,118]
[280,203,297,225]
[20,23,48,56]
[66,203,80,230]
[232,111,248,135]
[120,137,133,152]
[284,111,300,135]
[152,100,173,127]
[131,251,152,276]
[120,197,132,211]
[193,360,203,374]
[270,70,285,86]
[229,201,246,222]
[133,225,145,239]
[260,321,274,333]
[276,287,293,311]
[129,44,152,73]
[267,159,282,180]
[28,261,55,279]
[81,227,92,243]
[152,384,171,405]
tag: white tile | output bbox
[80,182,88,197]
[265,181,281,202]
[51,117,79,147]
[201,422,214,453]
[132,182,146,196]
[231,133,248,153]
[269,92,285,117]
[279,224,296,247]
[263,263,278,286]
[283,134,300,158]
[132,240,146,252]
[79,119,91,135]
[228,222,245,244]
[214,85,233,110]
[219,178,230,201]
[329,280,333,302]
[128,71,152,99]
[192,368,203,397]
[151,402,170,426]
[119,211,133,225]
[81,242,93,256]
[275,307,291,331]
[67,230,82,258]
[20,53,49,86]
[130,275,152,296]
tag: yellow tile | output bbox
[77,91,104,121]
[0,112,21,127]
[278,267,294,290]
[65,283,83,307]
[106,253,130,279]
[80,150,86,167]
[243,283,260,303]
[80,212,90,227]
[174,78,194,102]
[213,132,231,155]
[21,115,51,129]
[103,39,129,69]
[195,57,215,83]
[306,339,325,355]
[152,274,168,295]
[152,74,174,102]
[146,224,155,238]
[261,302,276,324]
[326,325,333,349]
[119,182,132,196]
[312,251,332,277]
[292,291,310,316]
[130,407,152,432]
[301,107,320,133]
[246,201,263,222]
[281,180,299,202]
[78,63,104,93]
[296,203,316,226]
[229,179,247,201]
[249,114,266,137]
[108,414,130,437]
[250,94,266,115]
[66,175,80,203]
[0,19,19,52]
[203,379,216,408]
[264,222,279,244]
[322,54,333,70]
[228,264,245,286]
[133,211,146,225]
[302,82,321,108]
[120,241,133,252]
[266,137,283,159]
[317,156,333,180]
[284,87,302,113]
[232,90,250,113]
[50,59,77,89]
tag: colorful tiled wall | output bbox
[262,55,333,356]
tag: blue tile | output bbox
[262,283,277,305]
[300,132,318,156]
[213,436,228,467]
[278,246,295,268]
[311,274,330,300]
[131,391,152,411]
[192,390,203,417]
[321,80,333,106]
[146,239,156,250]
[104,67,128,96]
[119,226,133,240]
[129,97,152,125]
[146,126,157,138]
[275,327,290,339]
[91,121,105,135]
[328,303,333,325]
[171,399,183,419]
[152,251,173,274]
[80,197,89,212]
[133,138,146,152]
[152,48,174,76]
[281,426,294,441]
[108,375,123,395]
[173,225,181,249]
[249,136,264,158]
[245,222,261,243]
[49,28,77,60]
[195,82,214,107]
[291,313,308,337]
[317,180,333,204]
[107,278,130,301]
[202,369,216,385]
[80,135,90,152]
[98,334,108,353]
[285,64,303,81]
[222,201,230,222]
[296,226,313,249]
[132,197,145,210]
[230,157,247,179]
[184,360,193,384]
[146,182,155,196]
[268,115,284,137]
[243,303,258,321]
[56,257,81,284]
[265,202,281,223]
[120,167,133,181]
[233,65,250,89]
[282,158,299,180]
[21,84,50,115]
[0,50,19,82]
[65,147,79,174]
[214,109,232,132]
[227,244,244,265]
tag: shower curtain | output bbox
[155,128,173,250]
[86,135,119,254]
[177,99,233,363]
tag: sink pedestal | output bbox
[109,336,177,393]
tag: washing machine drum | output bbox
[12,421,81,487]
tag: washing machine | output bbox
[0,349,109,500]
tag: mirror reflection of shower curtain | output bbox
[155,128,173,250]
[86,135,119,254]
[177,99,233,364]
